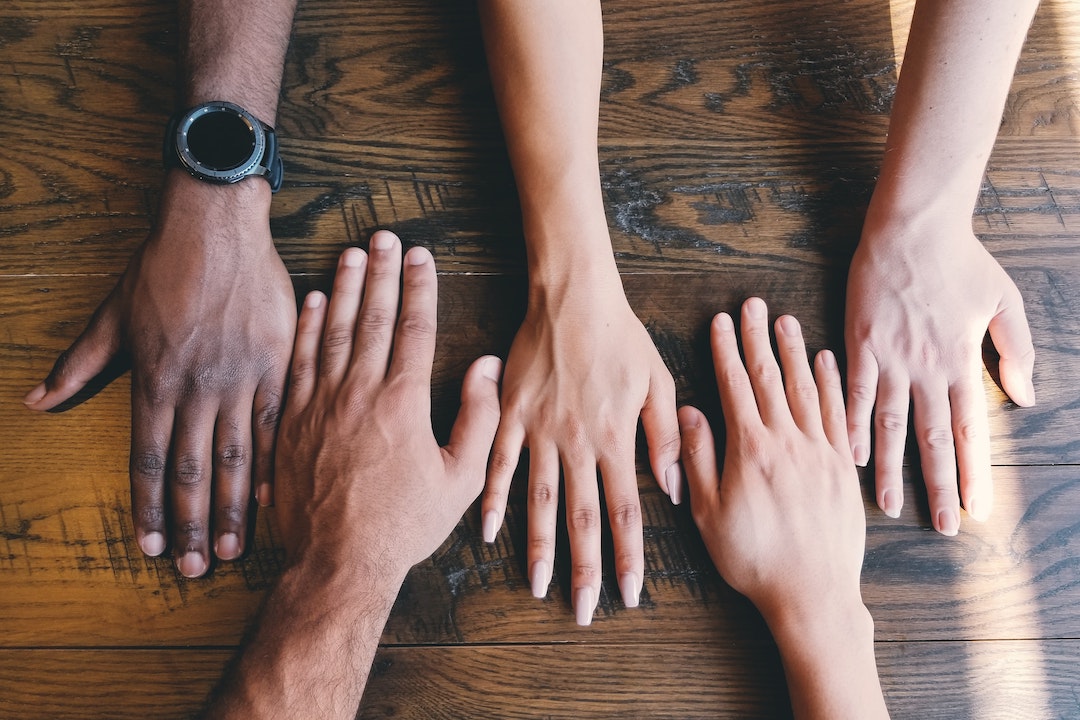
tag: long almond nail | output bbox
[482,510,499,543]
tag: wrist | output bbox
[764,593,874,660]
[153,170,274,253]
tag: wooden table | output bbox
[2,1,1079,717]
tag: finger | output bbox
[564,456,602,627]
[950,375,992,522]
[444,356,503,495]
[872,371,909,520]
[213,402,254,561]
[252,365,287,508]
[740,297,790,427]
[988,285,1036,407]
[129,380,173,558]
[845,344,878,468]
[710,312,759,434]
[814,350,850,456]
[352,230,403,380]
[318,247,368,386]
[24,287,123,410]
[598,449,644,609]
[774,314,823,435]
[169,406,216,578]
[678,405,720,527]
[911,382,960,537]
[286,291,328,415]
[481,420,525,543]
[525,444,560,600]
[388,246,437,380]
[641,364,682,504]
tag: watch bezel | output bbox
[174,101,268,184]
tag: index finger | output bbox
[388,246,438,380]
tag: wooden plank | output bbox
[1,640,1078,720]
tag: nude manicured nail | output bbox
[482,356,503,382]
[215,533,241,561]
[574,587,595,626]
[619,572,640,608]
[482,510,499,543]
[530,560,550,599]
[966,498,988,523]
[936,508,959,537]
[853,444,869,467]
[666,464,682,506]
[177,552,207,578]
[140,531,165,557]
[23,383,46,405]
[881,489,901,519]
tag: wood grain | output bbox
[1,0,1079,717]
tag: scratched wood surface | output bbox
[1,0,1079,718]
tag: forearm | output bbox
[179,0,298,123]
[478,0,618,289]
[871,0,1040,222]
[767,601,889,720]
[204,559,405,719]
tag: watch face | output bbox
[187,110,255,171]
[176,101,267,183]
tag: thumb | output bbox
[988,284,1035,407]
[24,288,123,410]
[443,356,503,493]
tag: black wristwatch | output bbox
[163,101,283,193]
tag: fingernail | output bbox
[619,572,640,608]
[23,383,46,405]
[819,349,837,369]
[1021,380,1036,407]
[342,247,365,267]
[745,297,766,318]
[405,246,431,265]
[936,508,959,537]
[140,532,165,557]
[714,312,734,332]
[530,560,550,599]
[482,510,499,543]
[853,444,869,467]
[256,483,272,507]
[665,464,682,505]
[215,533,241,561]
[177,552,207,578]
[666,464,682,506]
[881,489,901,519]
[304,291,323,308]
[371,231,395,251]
[574,587,595,626]
[966,497,989,522]
[778,315,800,335]
[482,356,503,382]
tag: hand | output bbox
[274,233,502,579]
[845,217,1035,534]
[23,172,296,576]
[679,296,888,720]
[481,279,681,625]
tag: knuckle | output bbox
[173,455,207,489]
[569,506,600,532]
[395,312,436,341]
[572,563,601,585]
[321,326,353,352]
[876,410,907,433]
[529,482,558,508]
[358,308,395,335]
[131,451,167,482]
[528,535,555,557]
[608,500,641,530]
[217,503,245,525]
[847,380,876,405]
[178,520,207,544]
[136,504,165,528]
[789,378,819,403]
[956,418,983,443]
[488,449,520,479]
[256,394,283,433]
[216,444,248,470]
[749,360,782,385]
[921,425,954,451]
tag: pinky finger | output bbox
[481,422,525,543]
